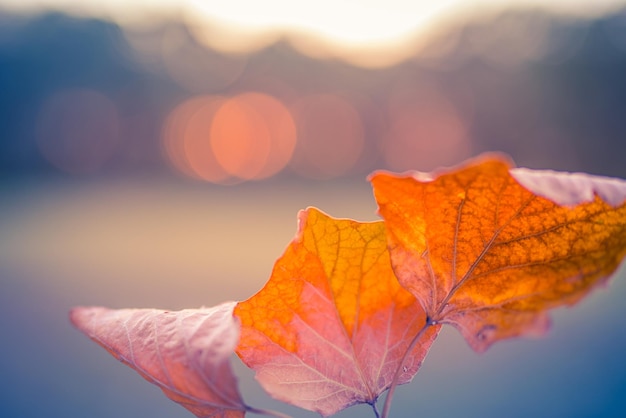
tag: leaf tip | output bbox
[296,208,310,238]
[69,306,103,333]
[296,207,338,240]
[366,169,390,184]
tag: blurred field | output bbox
[1,176,625,418]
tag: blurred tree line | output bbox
[1,7,625,179]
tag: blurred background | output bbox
[1,0,626,417]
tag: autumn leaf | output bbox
[234,208,439,417]
[70,302,247,418]
[370,154,626,353]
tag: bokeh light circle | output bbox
[183,96,232,183]
[162,95,229,182]
[163,92,296,183]
[210,92,296,180]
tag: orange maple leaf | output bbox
[234,208,439,417]
[370,155,626,353]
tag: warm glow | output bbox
[36,88,120,175]
[4,0,625,67]
[289,94,364,179]
[162,95,231,182]
[247,93,298,179]
[381,84,471,171]
[163,92,296,183]
[210,97,271,180]
[189,1,483,67]
[210,93,296,180]
[184,0,459,66]
[183,97,234,183]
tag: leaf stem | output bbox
[380,317,433,418]
[371,401,381,418]
[246,406,293,418]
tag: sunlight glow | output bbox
[185,0,459,67]
[187,0,455,44]
[3,0,626,67]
